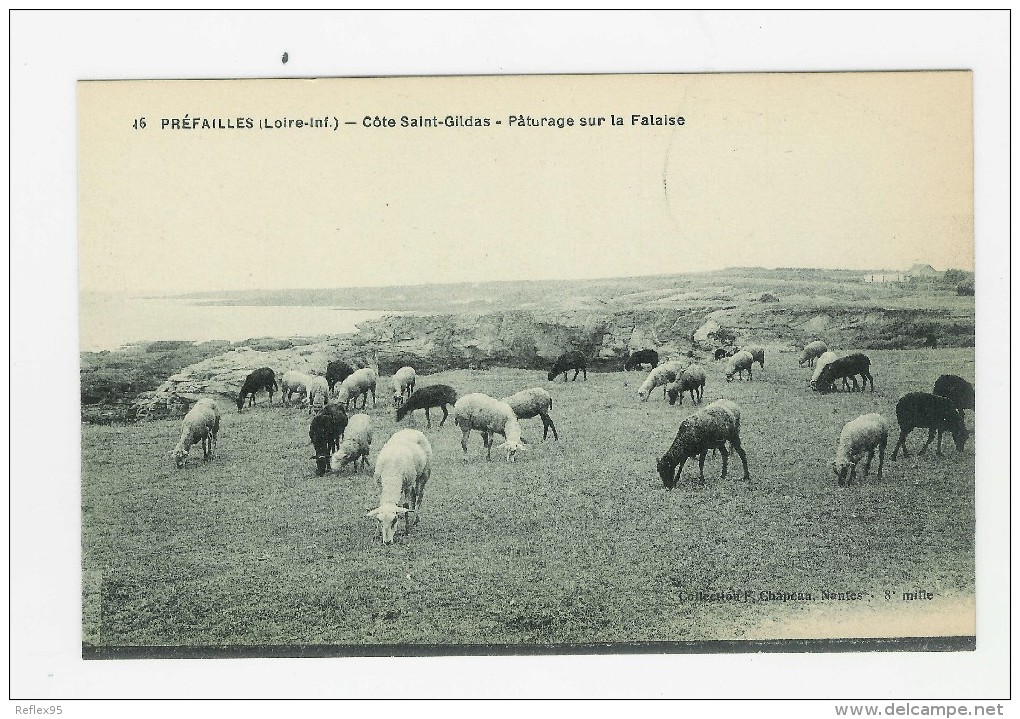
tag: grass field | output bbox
[81,347,975,647]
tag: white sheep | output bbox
[501,387,558,440]
[454,392,526,462]
[280,370,314,406]
[305,374,330,414]
[832,413,890,486]
[798,341,829,367]
[366,429,432,544]
[335,367,377,409]
[809,351,839,390]
[171,398,220,468]
[724,351,755,381]
[330,413,373,473]
[637,360,687,401]
[392,366,417,407]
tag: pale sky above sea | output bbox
[78,72,973,295]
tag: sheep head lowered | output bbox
[171,446,188,469]
[496,438,527,462]
[366,504,411,544]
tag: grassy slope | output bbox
[82,348,974,647]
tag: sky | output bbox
[78,71,973,294]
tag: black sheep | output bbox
[548,350,587,382]
[814,353,874,392]
[309,411,341,476]
[236,367,277,411]
[656,399,749,489]
[890,392,969,460]
[319,401,348,452]
[624,349,659,372]
[395,384,458,428]
[933,375,975,420]
[326,360,355,394]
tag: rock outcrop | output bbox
[126,301,975,420]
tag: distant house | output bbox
[906,263,941,278]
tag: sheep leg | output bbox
[460,427,470,458]
[935,428,945,456]
[541,413,558,440]
[482,431,492,461]
[697,452,708,486]
[424,407,432,428]
[371,387,376,407]
[918,428,937,455]
[848,463,857,487]
[718,444,729,479]
[876,440,886,480]
[729,439,750,481]
[862,449,875,477]
[583,368,587,381]
[672,455,689,489]
[850,375,860,392]
[891,429,910,459]
[572,369,579,381]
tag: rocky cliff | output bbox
[125,297,973,420]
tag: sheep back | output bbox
[799,341,828,366]
[395,384,458,421]
[501,387,553,419]
[454,393,516,435]
[933,375,975,412]
[638,360,686,398]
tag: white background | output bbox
[8,9,1011,712]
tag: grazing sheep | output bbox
[624,349,659,372]
[832,413,890,486]
[330,413,372,474]
[547,350,587,382]
[454,393,526,462]
[656,398,750,489]
[309,410,344,477]
[335,367,377,409]
[890,392,969,460]
[933,375,975,420]
[714,348,735,361]
[501,387,558,440]
[236,367,277,412]
[366,429,432,544]
[395,384,458,428]
[392,366,417,407]
[326,360,355,394]
[724,351,754,382]
[637,360,687,401]
[171,398,220,468]
[741,345,766,371]
[798,341,829,367]
[666,365,707,405]
[280,370,314,406]
[305,375,331,414]
[814,353,873,392]
[809,351,839,391]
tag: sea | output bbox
[79,293,396,353]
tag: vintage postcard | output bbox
[78,72,977,659]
